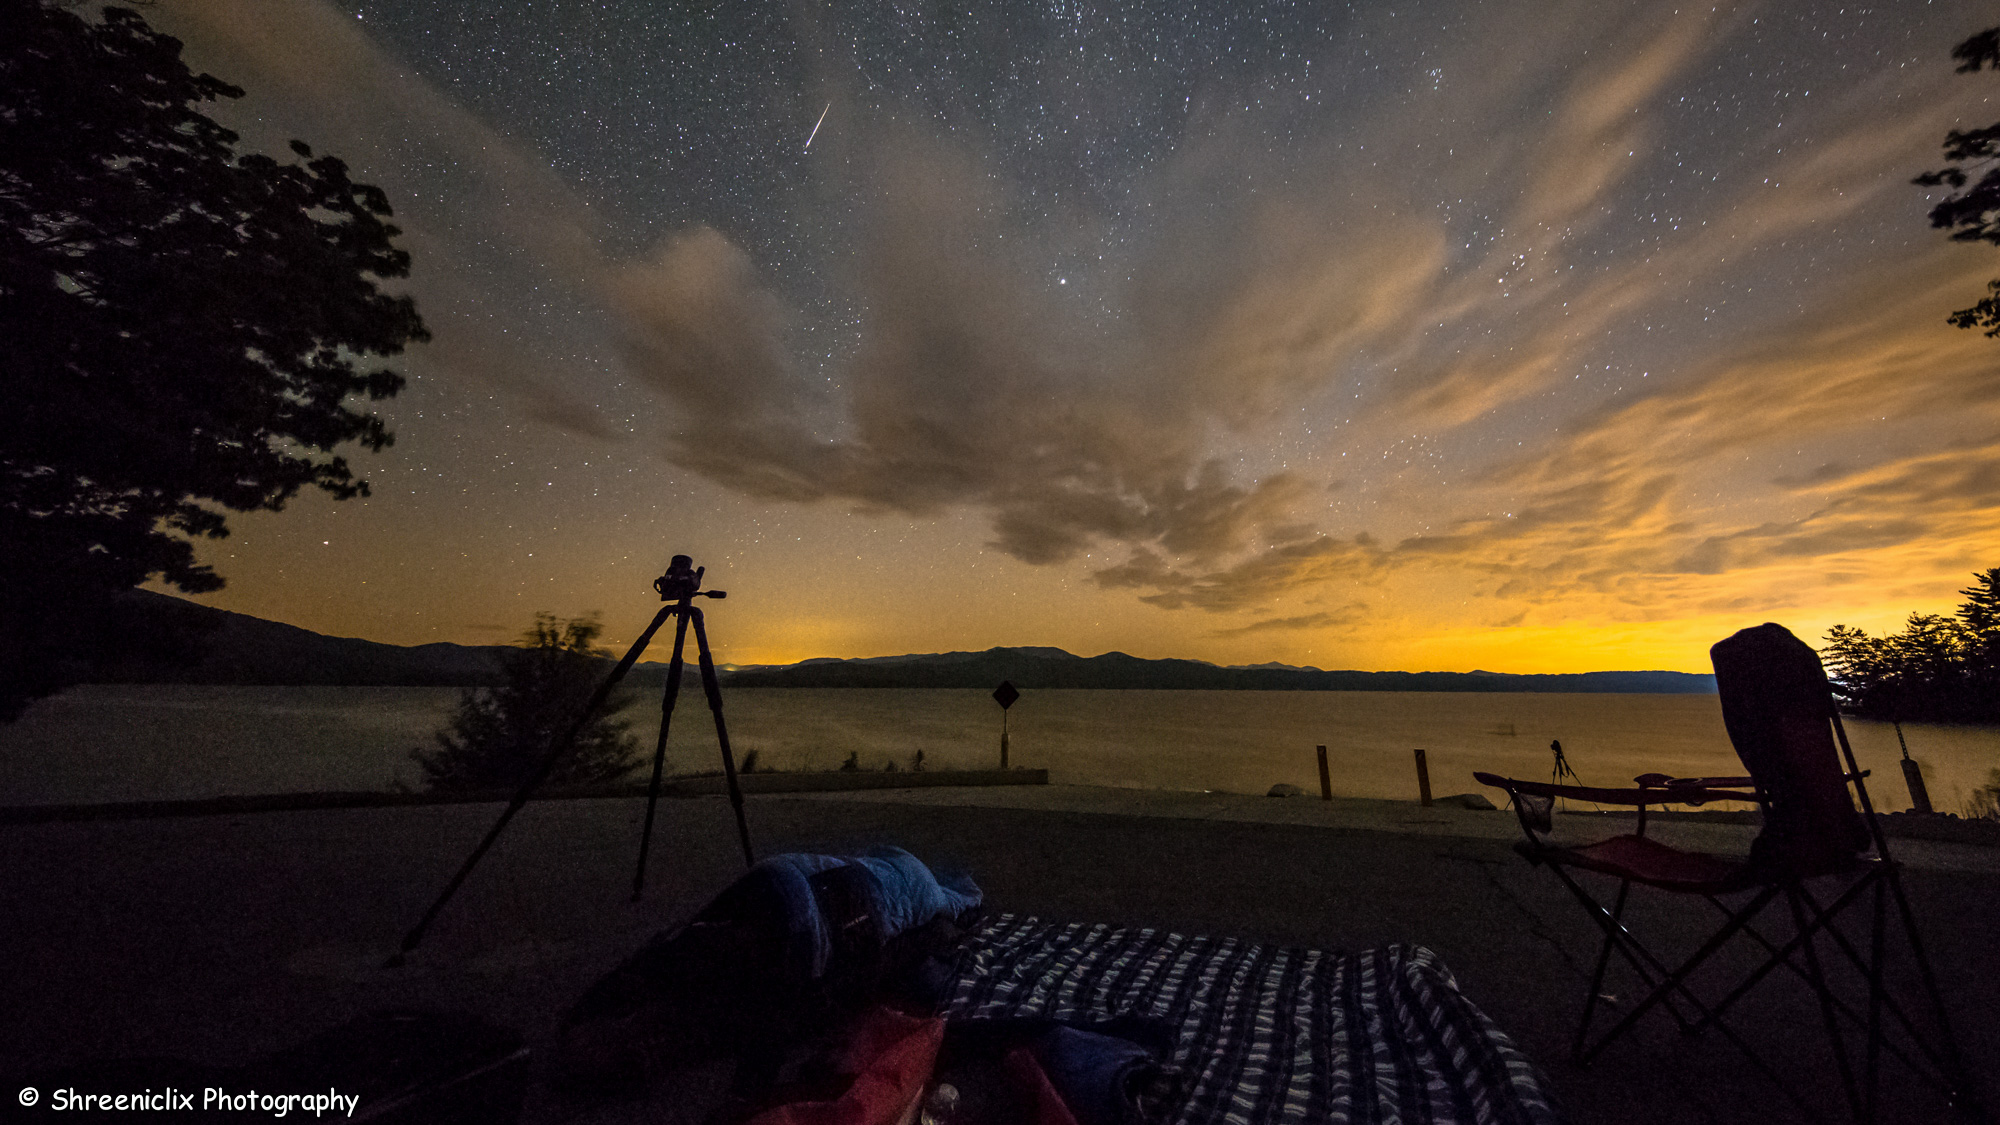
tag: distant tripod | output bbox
[1550,738,1581,813]
[387,555,752,965]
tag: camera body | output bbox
[654,555,702,602]
[654,554,726,603]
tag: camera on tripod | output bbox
[654,554,725,603]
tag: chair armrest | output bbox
[1473,772,1755,807]
[1473,772,1663,806]
[1634,773,1753,789]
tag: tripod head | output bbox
[655,554,726,603]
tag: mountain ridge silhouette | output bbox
[88,592,1716,693]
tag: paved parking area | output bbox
[2,788,1994,1123]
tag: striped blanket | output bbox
[944,915,1565,1125]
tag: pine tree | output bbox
[1956,568,2000,707]
[412,614,642,791]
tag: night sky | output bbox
[144,0,2000,672]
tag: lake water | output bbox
[1,684,1996,816]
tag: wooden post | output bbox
[1413,748,1433,807]
[1316,745,1332,801]
[1001,714,1010,770]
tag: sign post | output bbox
[992,680,1020,768]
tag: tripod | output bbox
[387,555,753,965]
[631,555,753,898]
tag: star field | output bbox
[148,0,2000,672]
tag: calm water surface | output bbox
[1,684,1996,813]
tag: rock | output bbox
[1267,783,1307,798]
[1436,792,1497,810]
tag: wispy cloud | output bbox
[1211,604,1371,637]
[157,0,630,438]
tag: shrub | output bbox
[1968,769,2000,821]
[412,613,640,791]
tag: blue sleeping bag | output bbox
[752,847,984,981]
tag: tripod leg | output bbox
[632,610,691,901]
[692,608,754,867]
[390,603,677,964]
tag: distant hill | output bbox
[91,591,513,686]
[88,594,1717,692]
[722,647,1717,693]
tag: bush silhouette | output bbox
[412,614,640,791]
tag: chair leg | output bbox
[1701,873,1943,1097]
[1549,870,1708,1065]
[1788,874,1990,1123]
[1793,879,1969,1097]
[1543,874,1827,1120]
[1575,882,1781,1063]
[1790,880,1950,1086]
[1575,880,1630,1062]
[1865,873,1886,1125]
[1789,885,1864,1122]
[1880,862,1990,1122]
[1692,869,1876,1037]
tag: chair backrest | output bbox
[1710,623,1871,873]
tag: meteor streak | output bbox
[803,102,830,152]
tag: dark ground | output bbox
[1,791,1994,1123]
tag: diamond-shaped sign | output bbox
[992,680,1020,710]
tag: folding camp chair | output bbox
[1474,622,1986,1124]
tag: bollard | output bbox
[1413,748,1433,807]
[1317,745,1332,801]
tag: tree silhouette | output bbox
[1,2,427,719]
[1822,569,2000,724]
[1914,27,2000,334]
[412,614,644,792]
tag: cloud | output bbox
[1094,536,1389,612]
[1514,8,1723,232]
[1211,604,1371,637]
[606,229,838,499]
[1385,249,2000,614]
[604,134,1404,570]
